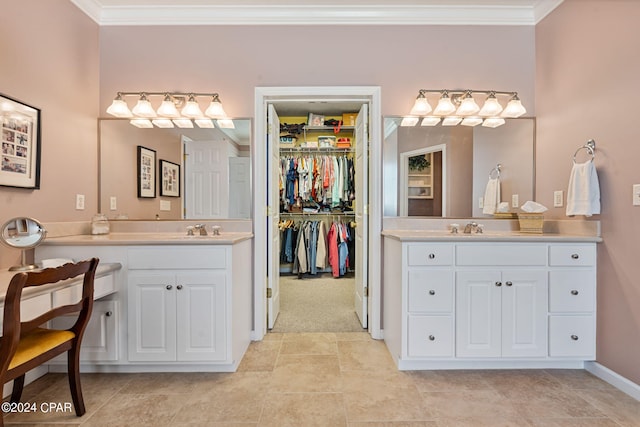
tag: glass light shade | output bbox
[461,117,483,127]
[130,119,153,128]
[173,119,194,128]
[433,96,456,116]
[106,99,132,118]
[410,97,432,116]
[181,100,204,118]
[420,116,441,126]
[400,117,419,127]
[152,119,174,128]
[501,99,526,118]
[442,116,462,126]
[205,100,226,118]
[482,117,506,128]
[195,119,215,128]
[156,100,180,118]
[216,119,235,129]
[132,99,156,118]
[456,96,480,116]
[478,96,503,116]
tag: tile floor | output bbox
[4,332,640,426]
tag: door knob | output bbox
[495,282,502,287]
[429,290,435,295]
[505,281,513,287]
[166,285,173,290]
[177,285,183,290]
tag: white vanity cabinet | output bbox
[383,234,598,370]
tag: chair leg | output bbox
[67,345,86,416]
[10,374,25,403]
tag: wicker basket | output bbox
[517,213,544,234]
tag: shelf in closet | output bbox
[280,211,355,216]
[280,147,353,153]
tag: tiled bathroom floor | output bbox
[4,332,640,426]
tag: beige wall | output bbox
[536,0,640,384]
[0,1,99,268]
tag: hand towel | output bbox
[566,161,600,217]
[482,177,501,215]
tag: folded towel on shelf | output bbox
[566,160,600,217]
[482,177,501,215]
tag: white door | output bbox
[354,103,368,328]
[266,104,281,329]
[184,140,228,219]
[228,157,251,219]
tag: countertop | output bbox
[40,232,253,246]
[0,262,122,303]
[381,229,602,243]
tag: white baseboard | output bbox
[585,361,640,401]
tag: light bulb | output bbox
[456,94,480,116]
[433,94,456,116]
[106,98,132,118]
[409,94,432,116]
[132,95,156,118]
[501,98,526,118]
[478,95,503,116]
[156,95,179,118]
[205,95,226,118]
[181,95,204,118]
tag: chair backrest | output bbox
[0,258,99,369]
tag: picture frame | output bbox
[159,159,180,197]
[137,145,156,198]
[307,113,325,127]
[0,93,41,189]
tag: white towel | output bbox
[566,161,600,217]
[482,177,501,215]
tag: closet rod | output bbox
[280,212,355,216]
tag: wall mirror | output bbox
[0,217,47,271]
[99,118,251,220]
[383,117,535,218]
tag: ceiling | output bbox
[71,0,564,26]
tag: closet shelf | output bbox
[280,147,354,153]
[281,211,355,216]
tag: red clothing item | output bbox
[326,223,340,277]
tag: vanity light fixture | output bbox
[404,89,526,128]
[106,91,229,128]
[195,119,215,128]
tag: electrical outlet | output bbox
[511,194,519,208]
[75,194,85,210]
[478,197,484,209]
[110,196,117,210]
[554,190,564,207]
[633,184,640,206]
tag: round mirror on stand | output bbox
[0,217,47,271]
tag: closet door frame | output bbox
[253,86,382,340]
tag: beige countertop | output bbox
[0,263,122,303]
[40,232,253,246]
[381,229,602,243]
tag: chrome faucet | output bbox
[463,222,478,234]
[194,224,208,236]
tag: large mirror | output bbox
[383,117,535,218]
[99,119,251,220]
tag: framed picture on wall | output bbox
[0,93,41,189]
[137,145,156,198]
[159,159,180,197]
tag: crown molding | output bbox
[71,1,564,26]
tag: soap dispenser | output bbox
[91,213,110,235]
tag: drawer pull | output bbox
[429,290,436,295]
[505,281,513,287]
[571,290,579,295]
[177,285,183,290]
[166,285,173,290]
[571,334,579,341]
[428,335,435,341]
[428,253,436,259]
[495,282,502,287]
[105,311,113,317]
[571,254,580,259]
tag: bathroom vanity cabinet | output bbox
[383,233,598,370]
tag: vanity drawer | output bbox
[549,270,595,313]
[52,275,116,308]
[407,244,453,266]
[407,315,453,357]
[128,247,227,269]
[549,244,596,266]
[549,315,595,358]
[456,245,546,266]
[407,270,453,313]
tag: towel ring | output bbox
[489,163,501,179]
[573,139,596,164]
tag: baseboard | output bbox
[585,361,640,401]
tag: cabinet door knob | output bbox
[177,285,183,290]
[495,282,502,287]
[571,334,579,341]
[428,335,435,341]
[429,290,435,295]
[105,311,113,317]
[571,253,580,259]
[571,290,579,295]
[166,285,173,290]
[428,253,435,259]
[505,281,513,287]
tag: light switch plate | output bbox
[633,184,640,206]
[511,194,519,208]
[478,197,484,209]
[160,200,171,211]
[75,194,85,210]
[110,196,117,210]
[554,190,564,207]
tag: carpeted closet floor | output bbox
[270,274,365,333]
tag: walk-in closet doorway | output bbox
[253,87,382,340]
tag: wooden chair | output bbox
[0,258,99,425]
